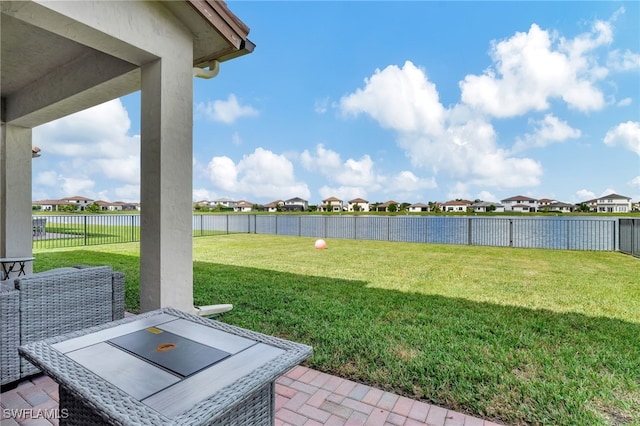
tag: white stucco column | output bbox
[0,124,34,275]
[139,55,194,313]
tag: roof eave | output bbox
[185,0,254,66]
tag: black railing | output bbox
[31,214,639,254]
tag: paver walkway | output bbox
[1,366,502,426]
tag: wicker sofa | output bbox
[0,265,124,385]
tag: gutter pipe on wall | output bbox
[193,60,220,79]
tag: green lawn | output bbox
[34,234,640,426]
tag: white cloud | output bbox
[629,178,640,201]
[447,182,471,201]
[113,184,141,201]
[34,171,61,189]
[385,171,437,197]
[340,62,543,190]
[318,185,367,202]
[32,99,140,201]
[207,148,310,201]
[617,97,632,107]
[603,121,640,155]
[197,94,258,124]
[607,49,640,72]
[460,17,617,117]
[61,176,95,196]
[301,144,437,201]
[301,144,384,189]
[340,61,445,135]
[232,132,243,146]
[207,156,239,192]
[314,97,329,114]
[512,114,582,152]
[193,188,214,202]
[600,188,618,197]
[477,191,499,203]
[301,144,343,172]
[34,99,138,160]
[575,189,596,201]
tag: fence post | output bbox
[633,219,636,257]
[633,219,637,257]
[324,215,327,238]
[468,218,472,245]
[509,219,513,248]
[354,215,357,240]
[84,215,88,246]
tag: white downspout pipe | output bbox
[193,60,220,79]
[191,59,230,316]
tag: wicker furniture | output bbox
[19,307,312,426]
[1,266,124,385]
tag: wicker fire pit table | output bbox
[19,307,312,426]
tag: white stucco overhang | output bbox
[1,0,254,312]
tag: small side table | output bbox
[0,257,35,280]
[19,307,312,425]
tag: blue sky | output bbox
[32,1,640,206]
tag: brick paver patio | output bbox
[1,365,502,426]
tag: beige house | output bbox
[375,200,400,212]
[260,200,284,212]
[347,198,370,212]
[2,1,254,313]
[235,200,254,212]
[441,199,473,212]
[320,196,343,212]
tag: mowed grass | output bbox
[34,234,640,425]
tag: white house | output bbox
[408,203,430,212]
[596,193,632,213]
[211,197,236,209]
[347,198,370,212]
[545,202,574,213]
[283,197,308,212]
[468,202,505,213]
[501,195,539,212]
[32,199,65,211]
[61,195,94,211]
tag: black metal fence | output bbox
[31,214,639,255]
[32,215,140,249]
[619,218,639,258]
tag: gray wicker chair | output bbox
[0,265,124,385]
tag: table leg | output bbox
[1,264,10,280]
